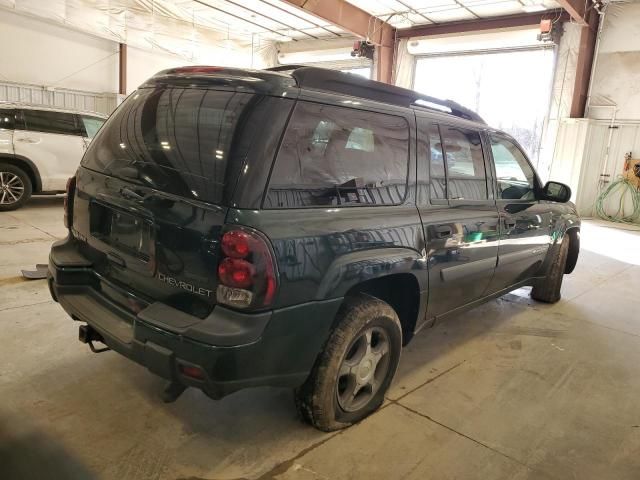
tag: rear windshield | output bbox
[82,87,256,204]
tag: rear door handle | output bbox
[16,137,38,143]
[435,225,452,238]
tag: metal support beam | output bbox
[397,10,569,37]
[119,43,127,95]
[556,0,588,25]
[282,0,396,83]
[282,0,394,47]
[570,9,599,117]
[376,30,395,84]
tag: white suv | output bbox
[0,104,107,211]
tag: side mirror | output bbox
[542,181,571,203]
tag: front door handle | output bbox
[16,137,38,143]
[435,225,452,238]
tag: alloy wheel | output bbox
[0,172,25,205]
[336,326,391,412]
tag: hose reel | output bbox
[595,152,640,224]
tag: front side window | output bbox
[490,135,536,200]
[22,110,79,136]
[80,115,105,139]
[0,109,15,130]
[266,102,409,208]
[441,126,487,201]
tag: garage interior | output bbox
[2,0,640,479]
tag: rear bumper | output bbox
[48,238,341,399]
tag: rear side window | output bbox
[440,126,487,201]
[80,115,105,139]
[265,102,409,208]
[81,88,257,204]
[22,110,80,136]
[0,109,15,129]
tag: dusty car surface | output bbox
[48,66,580,431]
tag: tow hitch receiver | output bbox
[78,325,111,353]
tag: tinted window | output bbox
[428,124,446,200]
[81,88,257,204]
[80,115,105,139]
[22,110,79,136]
[490,135,536,200]
[0,109,15,130]
[266,102,409,208]
[441,126,487,201]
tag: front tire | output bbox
[531,235,570,303]
[0,163,32,211]
[296,294,402,432]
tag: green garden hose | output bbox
[595,176,640,224]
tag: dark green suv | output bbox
[48,66,580,431]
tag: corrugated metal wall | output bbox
[548,119,589,212]
[551,119,640,218]
[0,80,120,115]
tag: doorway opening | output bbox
[413,48,555,163]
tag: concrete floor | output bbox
[2,197,640,480]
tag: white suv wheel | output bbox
[0,164,32,211]
[0,171,25,205]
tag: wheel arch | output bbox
[314,247,426,345]
[341,272,422,346]
[0,154,42,192]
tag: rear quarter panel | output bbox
[227,93,427,309]
[228,205,428,308]
[0,128,13,155]
[14,130,85,191]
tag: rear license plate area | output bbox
[90,203,153,261]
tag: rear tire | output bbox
[295,294,402,432]
[0,163,32,211]
[531,236,570,303]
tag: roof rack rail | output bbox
[412,97,485,124]
[288,66,485,124]
[266,65,308,72]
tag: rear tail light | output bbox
[216,226,278,309]
[64,176,76,229]
[218,258,254,288]
[179,364,205,381]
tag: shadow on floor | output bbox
[0,415,95,480]
[2,229,637,479]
